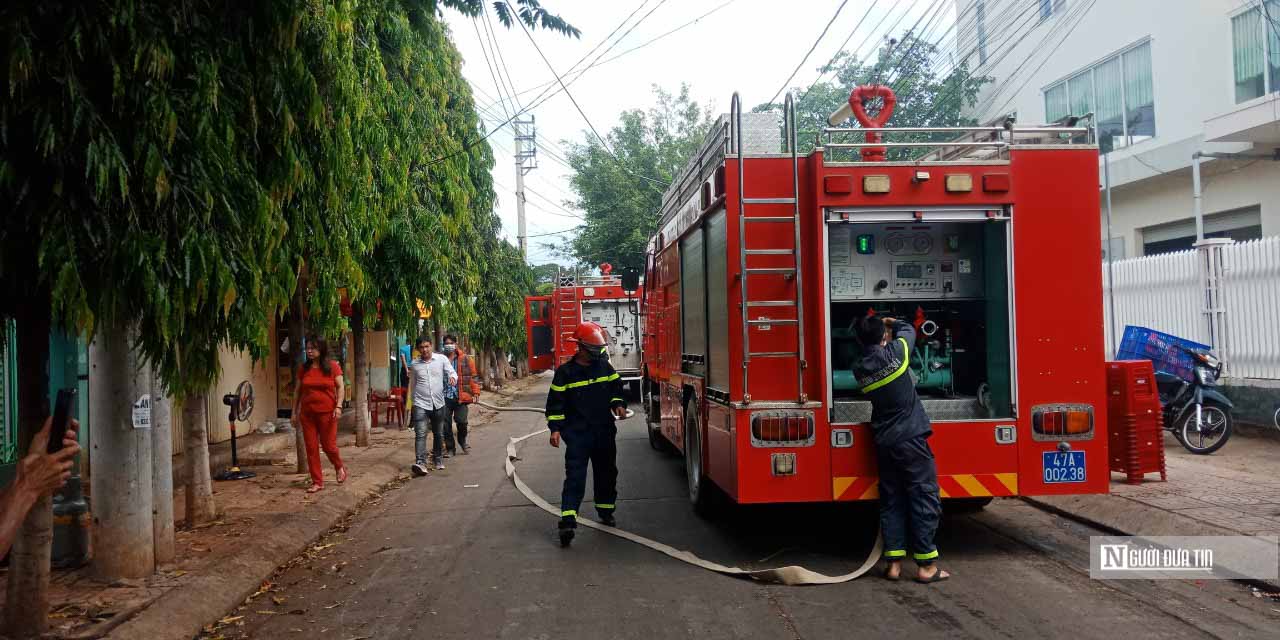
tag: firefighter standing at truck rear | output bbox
[545,321,627,547]
[854,315,950,584]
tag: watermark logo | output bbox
[1091,536,1278,580]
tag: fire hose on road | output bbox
[476,400,884,586]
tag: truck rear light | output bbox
[750,411,815,447]
[771,453,796,476]
[1031,404,1094,440]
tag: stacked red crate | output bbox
[1105,360,1167,484]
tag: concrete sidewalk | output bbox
[6,379,537,640]
[1027,427,1280,586]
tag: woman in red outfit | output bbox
[293,336,348,493]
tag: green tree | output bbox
[563,85,715,288]
[757,32,993,160]
[531,263,562,294]
[0,1,571,631]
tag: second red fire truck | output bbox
[526,265,644,393]
[641,86,1108,510]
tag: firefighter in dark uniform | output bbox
[853,314,951,584]
[545,321,627,547]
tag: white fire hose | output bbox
[478,400,884,586]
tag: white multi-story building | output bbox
[955,0,1280,258]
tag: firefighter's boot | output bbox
[558,516,576,547]
[598,508,616,527]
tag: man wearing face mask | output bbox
[545,321,626,547]
[440,334,479,457]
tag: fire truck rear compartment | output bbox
[826,220,1013,422]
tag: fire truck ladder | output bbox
[555,268,580,367]
[733,92,805,404]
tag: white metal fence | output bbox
[1102,236,1280,380]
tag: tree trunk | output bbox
[4,291,53,637]
[182,395,217,526]
[89,325,155,580]
[150,387,175,566]
[352,305,370,447]
[480,347,494,392]
[288,288,307,474]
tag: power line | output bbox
[476,0,656,118]
[505,1,668,190]
[477,0,741,115]
[428,2,667,168]
[983,0,1098,120]
[913,0,1052,125]
[766,0,852,106]
[801,0,882,96]
[520,0,671,118]
[472,19,514,120]
[483,8,525,113]
[868,0,939,87]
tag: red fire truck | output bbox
[641,86,1107,510]
[525,265,643,392]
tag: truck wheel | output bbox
[684,403,719,515]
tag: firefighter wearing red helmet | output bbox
[545,321,627,547]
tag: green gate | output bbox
[0,324,88,486]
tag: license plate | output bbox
[1042,451,1086,484]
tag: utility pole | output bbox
[514,116,538,258]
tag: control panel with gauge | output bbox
[828,221,986,301]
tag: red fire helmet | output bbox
[566,321,608,348]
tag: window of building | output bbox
[977,0,989,65]
[1232,0,1280,103]
[1040,0,1065,20]
[1042,40,1154,152]
[1140,206,1263,256]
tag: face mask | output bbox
[442,344,456,354]
[584,345,605,361]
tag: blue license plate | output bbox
[1042,451,1086,484]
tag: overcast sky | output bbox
[442,0,951,266]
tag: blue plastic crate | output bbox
[1116,326,1210,382]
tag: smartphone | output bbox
[49,388,76,455]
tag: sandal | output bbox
[914,569,950,584]
[337,467,348,484]
[882,566,902,582]
[307,484,324,494]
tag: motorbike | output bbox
[1154,346,1233,454]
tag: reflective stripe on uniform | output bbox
[547,414,566,421]
[560,373,621,390]
[595,503,615,509]
[860,338,911,393]
[884,549,907,558]
[913,550,939,561]
[561,510,577,518]
[610,398,624,403]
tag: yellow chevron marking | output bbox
[938,487,950,498]
[995,473,1018,494]
[859,483,880,499]
[833,477,856,500]
[953,474,992,497]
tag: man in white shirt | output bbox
[408,336,457,475]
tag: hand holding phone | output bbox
[49,388,76,455]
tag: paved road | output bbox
[211,377,1279,639]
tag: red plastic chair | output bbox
[388,387,407,429]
